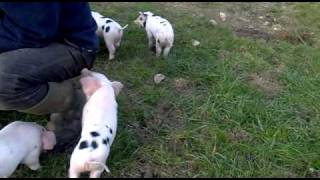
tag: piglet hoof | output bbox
[150,46,156,53]
[108,55,115,60]
[28,163,41,171]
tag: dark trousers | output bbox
[0,43,95,110]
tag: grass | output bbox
[2,2,320,178]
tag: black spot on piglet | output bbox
[79,141,88,149]
[105,26,110,33]
[106,19,112,23]
[90,131,100,137]
[91,141,98,149]
[102,138,109,145]
[102,25,105,30]
[109,129,113,134]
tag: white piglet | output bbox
[134,11,174,58]
[92,11,128,60]
[68,68,123,178]
[0,121,56,178]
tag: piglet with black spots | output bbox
[134,11,174,58]
[92,11,128,60]
[68,68,123,178]
[0,121,56,178]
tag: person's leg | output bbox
[0,42,95,153]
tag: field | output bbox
[2,2,320,178]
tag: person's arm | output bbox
[60,2,99,53]
[0,2,98,53]
[0,3,61,52]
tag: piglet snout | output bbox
[41,130,56,150]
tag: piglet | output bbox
[134,11,174,57]
[0,121,56,178]
[68,68,123,178]
[92,11,128,60]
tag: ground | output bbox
[1,2,320,178]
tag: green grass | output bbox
[3,2,320,178]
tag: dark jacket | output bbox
[0,2,99,53]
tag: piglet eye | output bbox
[140,17,143,20]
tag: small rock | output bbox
[219,12,226,22]
[258,16,264,19]
[192,39,200,46]
[272,24,282,31]
[309,168,315,173]
[248,25,254,29]
[154,74,166,84]
[263,21,269,26]
[209,19,218,25]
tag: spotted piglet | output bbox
[92,11,128,60]
[134,11,174,58]
[0,121,56,178]
[68,68,123,178]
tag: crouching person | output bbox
[0,2,99,153]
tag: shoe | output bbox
[19,77,86,154]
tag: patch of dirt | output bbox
[131,101,184,145]
[247,72,283,96]
[119,156,195,178]
[150,101,185,131]
[234,27,271,41]
[227,128,250,143]
[272,30,315,45]
[165,132,189,157]
[136,164,161,178]
[134,125,154,143]
[172,78,192,94]
[128,163,181,178]
[160,2,313,45]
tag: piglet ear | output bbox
[80,76,102,99]
[111,81,124,96]
[42,131,56,150]
[139,11,143,15]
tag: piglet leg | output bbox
[104,36,116,60]
[89,170,104,178]
[147,31,155,49]
[23,149,41,171]
[68,167,80,178]
[163,46,172,58]
[155,43,162,57]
